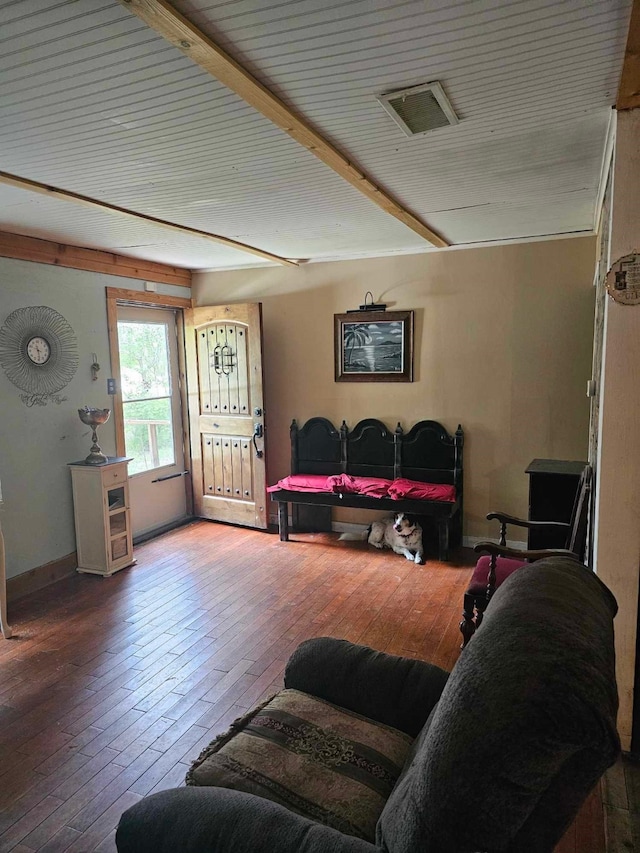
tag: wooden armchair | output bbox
[460,465,592,648]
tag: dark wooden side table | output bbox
[525,459,588,549]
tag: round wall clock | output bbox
[0,306,79,406]
[27,335,52,365]
[605,252,640,305]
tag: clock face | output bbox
[26,336,51,365]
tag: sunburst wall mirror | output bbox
[0,306,79,406]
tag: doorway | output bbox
[107,290,268,537]
[115,304,188,539]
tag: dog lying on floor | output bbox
[340,512,425,564]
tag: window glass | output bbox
[119,322,171,401]
[118,321,176,474]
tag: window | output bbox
[117,319,176,475]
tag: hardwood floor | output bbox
[0,520,605,852]
[603,754,640,851]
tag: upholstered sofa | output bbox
[116,556,620,853]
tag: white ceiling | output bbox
[0,0,632,270]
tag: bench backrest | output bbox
[290,418,464,496]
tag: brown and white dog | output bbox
[367,513,424,564]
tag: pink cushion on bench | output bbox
[267,474,335,493]
[267,475,456,502]
[327,475,393,498]
[388,478,456,502]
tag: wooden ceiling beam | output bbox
[0,171,297,267]
[617,0,640,110]
[0,230,191,287]
[117,0,449,249]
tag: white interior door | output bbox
[117,305,188,538]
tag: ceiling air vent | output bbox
[376,81,458,137]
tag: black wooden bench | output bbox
[269,418,464,561]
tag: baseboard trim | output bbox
[268,515,367,535]
[267,516,526,552]
[333,523,499,541]
[332,521,368,534]
[133,515,194,545]
[7,552,77,602]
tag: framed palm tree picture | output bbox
[334,310,414,382]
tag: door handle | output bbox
[253,422,263,458]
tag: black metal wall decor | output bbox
[0,306,79,406]
[345,291,388,314]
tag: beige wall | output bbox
[194,236,596,542]
[594,109,640,751]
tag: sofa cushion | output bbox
[284,637,449,738]
[187,688,412,842]
[377,557,620,853]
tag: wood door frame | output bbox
[105,287,194,515]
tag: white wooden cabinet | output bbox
[69,457,135,576]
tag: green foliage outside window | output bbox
[118,321,176,474]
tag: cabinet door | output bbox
[526,460,586,549]
[106,484,126,513]
[106,482,133,571]
[110,534,131,564]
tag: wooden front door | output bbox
[184,303,267,529]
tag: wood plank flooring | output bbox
[602,754,640,851]
[0,520,605,851]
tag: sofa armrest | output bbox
[116,787,376,853]
[284,637,449,737]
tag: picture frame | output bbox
[334,310,414,382]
